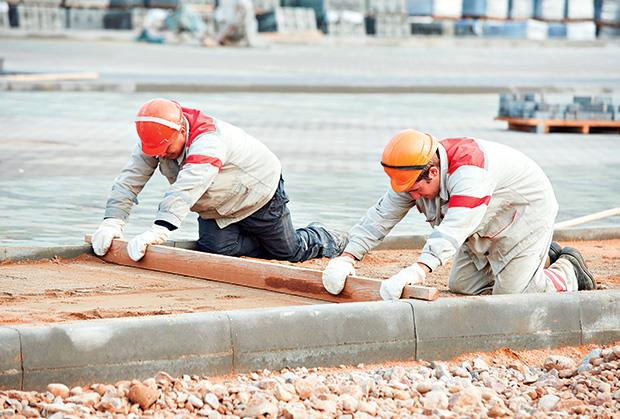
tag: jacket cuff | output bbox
[155,212,182,229]
[343,243,367,261]
[104,207,130,221]
[417,252,441,272]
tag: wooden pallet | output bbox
[84,236,439,302]
[495,116,620,134]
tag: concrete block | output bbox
[229,301,416,372]
[18,313,232,391]
[0,328,22,390]
[579,290,620,345]
[0,245,91,262]
[407,293,582,360]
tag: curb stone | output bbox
[0,327,22,390]
[2,291,618,390]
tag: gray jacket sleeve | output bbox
[344,190,415,260]
[103,143,158,221]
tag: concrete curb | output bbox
[3,80,619,95]
[2,291,618,391]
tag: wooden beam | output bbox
[84,236,438,302]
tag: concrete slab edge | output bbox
[0,245,92,262]
[2,226,618,262]
[3,291,618,391]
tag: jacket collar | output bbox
[438,142,449,202]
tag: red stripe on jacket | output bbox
[185,155,223,170]
[441,138,485,175]
[182,107,217,147]
[448,195,491,208]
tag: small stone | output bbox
[91,384,107,396]
[294,379,313,400]
[67,392,100,407]
[599,382,612,393]
[538,394,560,411]
[487,404,510,417]
[21,407,40,418]
[188,394,204,408]
[97,396,124,413]
[451,386,482,409]
[416,381,433,394]
[128,383,159,410]
[176,391,189,404]
[558,368,576,378]
[472,357,489,371]
[577,363,593,374]
[203,393,220,410]
[46,384,70,399]
[309,394,338,414]
[613,390,620,400]
[69,387,83,396]
[422,390,449,410]
[339,394,358,413]
[274,383,294,402]
[241,396,279,417]
[544,355,576,371]
[357,400,377,415]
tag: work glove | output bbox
[380,263,426,301]
[91,218,126,256]
[322,255,356,295]
[127,224,171,262]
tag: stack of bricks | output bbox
[498,93,617,121]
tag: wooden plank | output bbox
[84,236,439,302]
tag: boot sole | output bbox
[561,247,596,290]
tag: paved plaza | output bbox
[1,37,619,245]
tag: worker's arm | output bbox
[417,165,495,272]
[92,144,159,256]
[104,143,159,221]
[344,189,415,260]
[126,134,227,261]
[322,190,414,295]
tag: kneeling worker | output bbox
[92,98,346,262]
[322,130,596,299]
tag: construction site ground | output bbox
[1,238,618,326]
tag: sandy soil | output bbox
[0,239,618,325]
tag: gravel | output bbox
[1,344,618,418]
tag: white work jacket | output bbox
[345,137,558,275]
[104,107,281,229]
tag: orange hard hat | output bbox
[381,129,438,193]
[135,98,184,156]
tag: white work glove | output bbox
[322,255,356,295]
[380,263,426,301]
[127,224,171,261]
[92,218,126,256]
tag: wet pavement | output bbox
[2,91,619,246]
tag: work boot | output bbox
[548,241,562,265]
[559,247,596,291]
[308,222,349,258]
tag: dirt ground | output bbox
[0,239,618,326]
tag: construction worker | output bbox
[322,130,596,299]
[92,98,346,262]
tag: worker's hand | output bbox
[322,255,356,295]
[380,263,426,301]
[92,218,126,256]
[127,225,171,261]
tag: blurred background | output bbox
[1,0,619,246]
